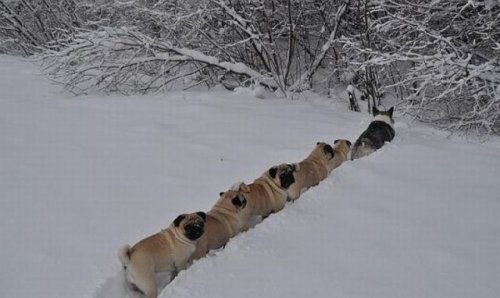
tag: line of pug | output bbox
[117,139,352,298]
[117,106,396,297]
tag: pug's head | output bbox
[267,163,298,190]
[316,142,336,160]
[218,184,248,211]
[173,212,206,241]
[333,139,352,157]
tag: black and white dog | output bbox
[351,106,395,160]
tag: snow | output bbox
[1,55,500,298]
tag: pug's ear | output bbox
[173,214,186,227]
[323,144,335,159]
[240,183,251,193]
[291,163,300,171]
[334,139,340,144]
[219,192,225,197]
[346,140,352,147]
[269,167,278,178]
[196,211,207,221]
[231,195,246,208]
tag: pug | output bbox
[192,189,250,259]
[286,142,332,200]
[118,212,206,298]
[287,140,352,200]
[327,139,352,171]
[230,163,297,218]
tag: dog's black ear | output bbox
[231,196,245,208]
[334,139,339,144]
[290,163,300,171]
[173,214,186,227]
[269,167,277,178]
[372,106,379,116]
[196,211,207,221]
[346,140,352,147]
[388,107,394,118]
[323,144,335,159]
[316,142,321,145]
[219,192,224,197]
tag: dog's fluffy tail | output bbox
[118,245,132,266]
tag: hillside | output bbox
[1,55,499,298]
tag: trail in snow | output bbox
[0,55,499,298]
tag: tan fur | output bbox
[238,164,294,217]
[287,143,332,201]
[118,213,205,298]
[193,190,250,259]
[326,139,351,171]
[288,140,351,200]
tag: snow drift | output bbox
[1,55,499,298]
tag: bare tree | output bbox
[42,27,277,94]
[337,0,500,135]
[39,0,351,96]
[3,0,499,136]
[0,0,80,55]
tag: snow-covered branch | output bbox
[290,1,348,92]
[41,28,276,94]
[4,0,499,135]
[338,0,500,135]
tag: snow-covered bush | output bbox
[335,0,500,135]
[42,27,277,94]
[0,0,81,55]
[39,0,349,95]
[2,0,499,135]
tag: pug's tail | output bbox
[118,245,132,266]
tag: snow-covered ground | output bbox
[1,55,499,298]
